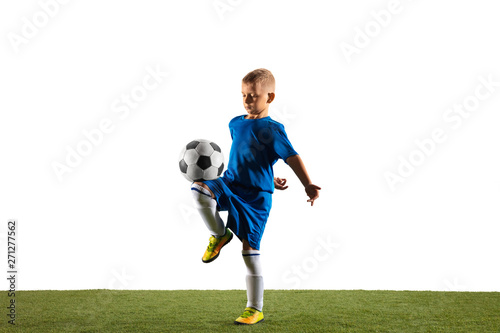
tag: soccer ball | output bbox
[179,139,224,182]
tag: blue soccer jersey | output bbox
[223,115,298,193]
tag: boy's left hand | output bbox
[305,184,321,206]
[274,177,288,190]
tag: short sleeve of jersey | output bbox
[272,123,298,163]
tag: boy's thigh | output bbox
[193,181,215,199]
[242,239,257,251]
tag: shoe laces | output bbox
[207,236,219,251]
[240,308,257,318]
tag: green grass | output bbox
[2,290,499,332]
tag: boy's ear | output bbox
[267,92,275,104]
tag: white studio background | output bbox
[1,0,499,292]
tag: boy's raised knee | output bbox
[193,182,215,199]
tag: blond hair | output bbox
[242,68,275,92]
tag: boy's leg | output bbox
[191,182,232,263]
[235,239,264,325]
[191,182,224,236]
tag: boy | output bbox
[190,68,321,325]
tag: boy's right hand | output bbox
[274,177,288,190]
[305,184,321,206]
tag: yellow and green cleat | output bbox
[234,307,264,325]
[201,228,233,263]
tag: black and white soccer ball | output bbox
[179,139,224,182]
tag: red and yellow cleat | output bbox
[201,228,233,263]
[234,307,264,325]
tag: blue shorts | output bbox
[203,177,272,250]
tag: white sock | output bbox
[242,250,263,311]
[191,184,225,237]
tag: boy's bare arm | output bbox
[285,155,321,206]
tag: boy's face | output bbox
[242,82,274,118]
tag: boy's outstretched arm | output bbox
[286,155,321,206]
